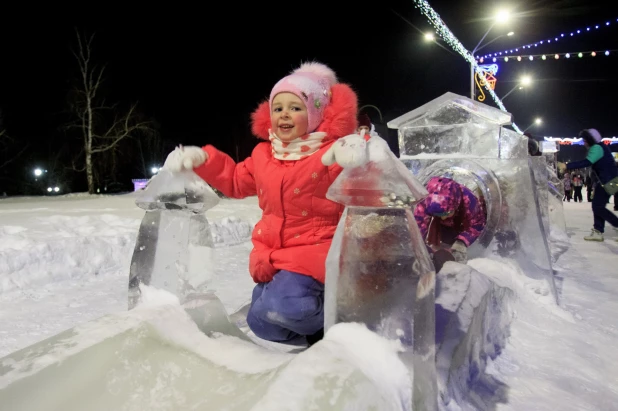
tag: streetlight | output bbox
[523,117,542,132]
[34,168,43,177]
[151,167,160,174]
[501,75,532,100]
[470,9,513,99]
[424,32,435,41]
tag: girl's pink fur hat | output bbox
[269,62,338,133]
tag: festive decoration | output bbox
[412,0,523,133]
[475,64,498,102]
[544,137,618,146]
[479,17,618,59]
[479,49,615,63]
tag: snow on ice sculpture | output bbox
[324,137,438,411]
[388,92,557,303]
[128,168,220,309]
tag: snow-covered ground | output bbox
[1,192,617,410]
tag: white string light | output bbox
[480,49,615,63]
[413,0,523,133]
[480,17,618,59]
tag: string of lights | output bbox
[544,137,618,146]
[479,17,618,59]
[479,49,616,63]
[412,0,523,133]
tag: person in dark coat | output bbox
[558,129,618,241]
[585,171,593,202]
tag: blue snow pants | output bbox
[246,270,324,342]
[592,183,618,233]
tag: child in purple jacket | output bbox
[414,177,487,266]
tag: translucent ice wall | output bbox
[539,142,569,261]
[388,92,557,303]
[324,142,437,410]
[128,169,221,309]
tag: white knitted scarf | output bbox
[268,130,327,160]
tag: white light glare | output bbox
[151,167,159,174]
[535,118,542,124]
[521,76,532,86]
[424,32,435,41]
[507,31,515,36]
[47,187,52,192]
[495,10,510,23]
[54,187,60,192]
[34,168,42,176]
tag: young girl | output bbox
[413,176,487,270]
[163,62,364,344]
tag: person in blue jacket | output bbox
[558,128,618,242]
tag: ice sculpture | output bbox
[529,142,569,262]
[324,139,438,411]
[388,92,558,303]
[128,169,221,309]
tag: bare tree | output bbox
[0,111,28,173]
[68,30,154,194]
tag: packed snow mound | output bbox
[0,213,254,295]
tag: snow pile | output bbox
[0,214,139,294]
[210,216,254,246]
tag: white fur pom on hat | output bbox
[270,62,339,133]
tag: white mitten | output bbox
[163,145,208,172]
[450,240,468,263]
[321,132,368,168]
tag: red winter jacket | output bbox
[194,83,358,284]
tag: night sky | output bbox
[1,1,617,192]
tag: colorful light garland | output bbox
[479,17,618,59]
[544,137,618,146]
[412,0,523,133]
[475,64,498,102]
[479,49,615,63]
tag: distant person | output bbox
[357,112,372,135]
[572,173,583,202]
[524,132,541,156]
[585,171,593,202]
[562,173,572,202]
[558,129,618,241]
[163,62,376,344]
[615,161,618,211]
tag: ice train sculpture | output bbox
[388,92,559,303]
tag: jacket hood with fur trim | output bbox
[250,83,358,142]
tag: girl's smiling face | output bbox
[271,93,309,142]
